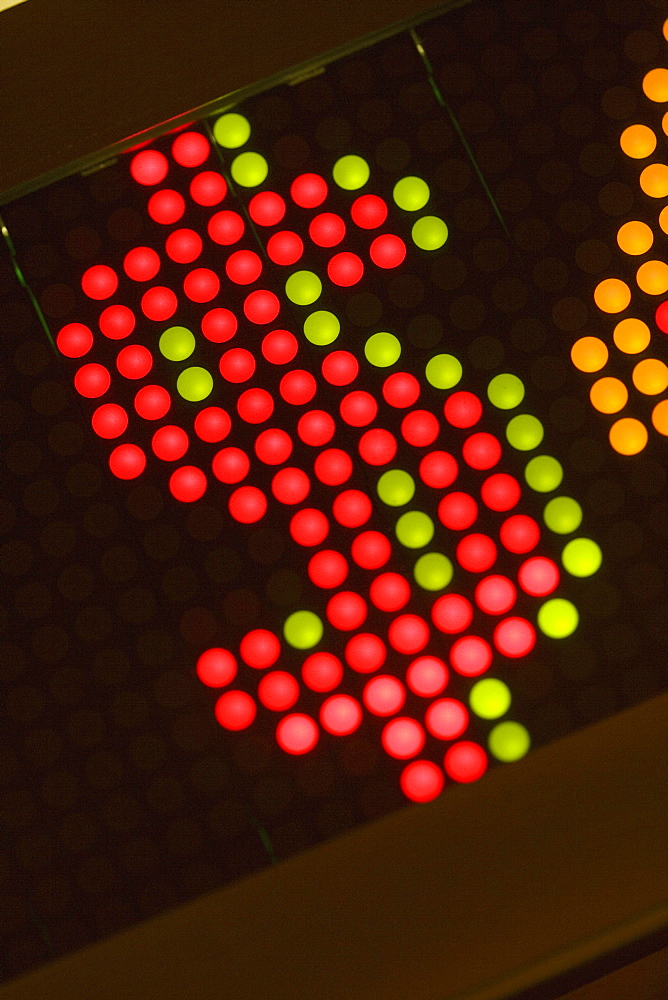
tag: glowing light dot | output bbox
[525,455,563,493]
[169,466,207,502]
[272,466,311,503]
[425,354,462,389]
[328,251,364,286]
[562,538,602,578]
[444,742,488,783]
[500,514,540,554]
[130,149,168,185]
[332,154,370,190]
[363,676,405,716]
[420,451,458,489]
[266,231,303,266]
[643,67,668,103]
[637,260,668,295]
[517,556,560,597]
[340,391,377,427]
[298,410,335,446]
[195,407,231,443]
[302,652,343,692]
[406,656,448,697]
[263,329,298,365]
[351,530,391,570]
[488,721,530,762]
[383,372,420,408]
[74,363,111,398]
[395,511,434,549]
[494,617,535,658]
[289,508,329,547]
[475,575,516,615]
[231,151,268,187]
[291,173,328,208]
[377,470,414,507]
[345,633,387,674]
[237,388,274,424]
[304,311,340,346]
[588,375,627,414]
[462,433,501,471]
[449,635,492,677]
[258,671,299,712]
[322,350,358,386]
[456,533,497,573]
[370,234,407,268]
[652,399,668,435]
[309,212,346,246]
[470,679,511,720]
[320,695,363,736]
[99,305,135,340]
[640,162,668,198]
[365,332,401,367]
[284,610,323,649]
[425,699,468,740]
[109,443,145,480]
[141,286,177,322]
[92,403,128,439]
[431,594,473,634]
[212,447,249,483]
[244,289,280,325]
[571,337,608,375]
[633,358,668,395]
[281,369,316,405]
[412,216,448,251]
[359,427,397,465]
[350,194,387,229]
[285,270,321,306]
[593,278,631,314]
[613,318,650,354]
[228,485,267,523]
[276,714,319,755]
[388,615,430,655]
[208,210,245,245]
[159,326,195,361]
[152,425,188,462]
[382,717,425,759]
[400,761,444,802]
[393,176,430,211]
[314,448,352,486]
[661,205,668,234]
[369,572,410,613]
[213,113,251,148]
[413,552,453,591]
[538,598,578,638]
[57,322,93,357]
[214,691,256,731]
[219,348,255,383]
[240,629,280,669]
[82,264,118,300]
[543,496,582,534]
[196,648,237,688]
[166,229,202,264]
[308,549,348,589]
[505,414,544,451]
[148,189,185,224]
[326,591,367,631]
[438,492,478,531]
[617,220,654,255]
[177,367,213,402]
[249,191,285,226]
[190,171,227,206]
[487,373,524,409]
[619,123,657,158]
[609,416,648,455]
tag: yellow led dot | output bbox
[613,318,650,355]
[570,336,608,373]
[640,163,668,198]
[643,68,668,103]
[617,220,653,256]
[636,259,668,295]
[590,377,628,414]
[632,358,668,395]
[651,399,668,435]
[609,417,648,456]
[619,124,657,158]
[593,277,631,313]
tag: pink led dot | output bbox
[462,432,502,470]
[249,191,286,226]
[276,713,319,754]
[82,264,118,300]
[201,307,237,343]
[321,350,359,386]
[383,372,420,408]
[194,407,231,443]
[314,448,353,486]
[388,614,429,654]
[351,530,391,570]
[475,575,516,615]
[351,194,388,229]
[358,428,397,465]
[184,267,220,302]
[425,698,469,740]
[370,234,406,269]
[57,322,93,358]
[272,467,311,504]
[99,304,135,340]
[258,671,299,711]
[212,447,250,483]
[254,427,292,465]
[494,617,536,658]
[406,656,449,697]
[309,212,346,247]
[240,628,280,669]
[219,348,256,383]
[237,387,274,424]
[263,329,298,365]
[280,369,316,405]
[74,362,111,398]
[165,229,202,264]
[457,533,497,573]
[141,286,177,321]
[450,635,493,677]
[420,451,458,489]
[130,149,168,185]
[189,171,227,206]
[320,694,363,736]
[518,556,559,596]
[124,247,161,281]
[332,489,372,528]
[228,486,267,524]
[431,594,473,634]
[340,390,377,427]
[500,514,540,554]
[244,290,280,325]
[109,443,146,480]
[370,572,410,613]
[308,549,348,589]
[363,675,405,716]
[116,344,153,379]
[400,760,445,802]
[444,742,488,783]
[134,384,170,420]
[382,717,425,759]
[327,591,367,631]
[444,391,482,428]
[267,230,304,266]
[328,252,364,286]
[148,189,185,224]
[208,210,245,245]
[402,409,439,447]
[171,130,210,167]
[481,473,521,512]
[169,465,207,502]
[302,651,343,692]
[215,690,256,731]
[196,648,237,688]
[91,403,128,439]
[345,633,387,674]
[290,508,329,546]
[298,410,335,446]
[291,173,328,208]
[438,492,478,531]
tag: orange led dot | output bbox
[665,19,668,42]
[660,206,668,235]
[609,417,648,456]
[613,318,650,355]
[633,358,668,395]
[617,221,653,256]
[636,260,668,295]
[590,377,628,414]
[642,68,668,103]
[593,278,631,314]
[619,124,657,159]
[639,163,668,198]
[571,336,608,373]
[651,399,668,435]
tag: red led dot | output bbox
[255,427,292,465]
[321,350,358,386]
[345,633,387,674]
[165,229,202,264]
[272,467,311,504]
[135,384,170,420]
[240,628,280,669]
[400,760,445,802]
[291,173,328,208]
[263,329,298,365]
[141,286,177,321]
[370,234,406,269]
[340,390,377,427]
[328,252,364,286]
[194,407,231,443]
[444,391,482,428]
[212,447,250,483]
[370,572,410,613]
[99,304,135,340]
[298,410,335,446]
[406,656,449,697]
[280,369,316,405]
[276,714,319,754]
[201,307,237,343]
[475,575,516,615]
[444,741,488,783]
[116,344,153,379]
[130,149,168,185]
[91,403,128,439]
[481,473,521,511]
[302,652,343,693]
[457,533,497,573]
[655,300,668,333]
[494,617,536,658]
[382,717,425,759]
[74,362,111,398]
[431,594,473,634]
[363,675,405,715]
[169,465,207,502]
[320,694,363,736]
[420,451,458,489]
[383,372,420,408]
[148,189,185,224]
[450,635,492,677]
[518,556,559,596]
[237,387,274,424]
[500,514,540,554]
[171,130,210,167]
[351,194,388,229]
[388,614,430,654]
[267,230,304,265]
[57,322,93,357]
[144,427,181,466]
[332,490,372,528]
[462,432,502,470]
[402,409,439,447]
[359,428,397,466]
[308,549,348,589]
[196,648,237,688]
[82,264,118,300]
[258,671,299,711]
[290,508,329,546]
[184,267,220,302]
[425,698,469,740]
[438,492,478,531]
[189,171,227,206]
[244,290,280,325]
[124,246,161,280]
[228,485,267,524]
[214,690,257,731]
[208,210,245,245]
[249,191,286,226]
[109,443,146,480]
[351,530,391,570]
[219,348,256,383]
[309,212,346,247]
[326,591,367,631]
[314,448,352,486]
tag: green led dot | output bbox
[396,511,434,549]
[283,610,323,649]
[488,373,525,409]
[332,154,370,190]
[525,455,563,492]
[393,176,430,211]
[562,538,602,577]
[425,353,462,389]
[286,271,322,306]
[230,151,268,187]
[537,598,579,638]
[506,414,544,451]
[470,678,512,720]
[543,496,583,534]
[212,112,251,148]
[303,310,340,346]
[365,332,401,367]
[412,216,449,251]
[159,326,195,362]
[177,366,213,402]
[488,721,530,762]
[414,552,453,591]
[377,469,415,506]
